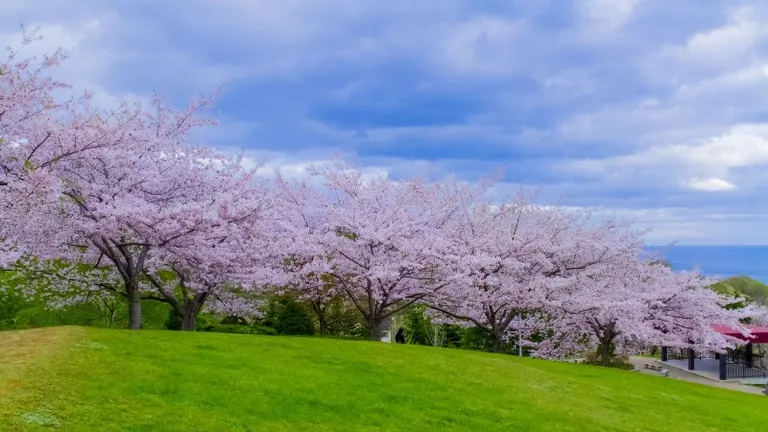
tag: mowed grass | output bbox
[1,327,766,431]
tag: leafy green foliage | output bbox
[258,294,316,335]
[583,344,635,370]
[321,296,367,337]
[402,306,429,344]
[220,315,249,325]
[163,308,182,330]
[274,299,315,336]
[0,284,28,330]
[1,264,172,330]
[199,324,278,336]
[711,276,768,306]
[461,326,498,351]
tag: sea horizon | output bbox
[646,245,768,284]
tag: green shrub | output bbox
[442,324,465,348]
[583,348,635,370]
[251,325,278,336]
[323,297,366,337]
[200,324,278,336]
[274,300,315,336]
[200,324,251,334]
[196,314,212,331]
[461,326,497,352]
[220,315,248,325]
[164,309,182,330]
[259,295,316,336]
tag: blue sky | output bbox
[3,0,768,245]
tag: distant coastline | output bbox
[646,245,768,283]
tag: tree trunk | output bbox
[492,331,504,353]
[313,302,329,335]
[369,318,384,341]
[598,342,611,365]
[597,334,616,366]
[318,314,328,335]
[127,285,142,330]
[181,312,197,331]
[108,307,117,328]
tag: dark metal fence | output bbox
[725,349,766,379]
[665,349,715,361]
[725,360,766,379]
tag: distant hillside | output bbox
[711,276,768,305]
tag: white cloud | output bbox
[564,124,768,193]
[665,129,768,168]
[576,0,642,30]
[688,177,737,192]
[684,7,765,61]
[647,5,768,84]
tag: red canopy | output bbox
[712,324,768,344]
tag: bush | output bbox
[251,325,278,336]
[200,324,249,334]
[441,324,465,348]
[323,297,366,338]
[199,324,278,336]
[164,309,182,330]
[274,300,315,336]
[221,315,248,325]
[260,295,315,336]
[461,326,497,352]
[195,314,212,331]
[583,350,635,370]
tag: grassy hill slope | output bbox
[711,275,768,305]
[1,327,766,431]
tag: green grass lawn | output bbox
[1,327,766,431]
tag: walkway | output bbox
[628,357,765,396]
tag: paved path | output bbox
[628,356,765,395]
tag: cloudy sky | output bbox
[3,0,768,245]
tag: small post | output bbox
[687,348,695,370]
[719,351,727,380]
[746,343,754,368]
[661,347,668,362]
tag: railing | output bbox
[662,346,766,379]
[665,349,715,361]
[724,349,765,378]
[666,349,688,360]
[726,360,766,379]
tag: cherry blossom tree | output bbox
[430,195,750,359]
[1,29,148,268]
[429,197,649,353]
[536,259,747,364]
[139,157,281,330]
[281,261,340,335]
[271,173,340,333]
[1,28,70,192]
[7,90,218,329]
[275,162,490,340]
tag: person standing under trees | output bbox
[395,328,406,344]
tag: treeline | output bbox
[0,280,528,356]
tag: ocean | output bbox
[647,246,768,284]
